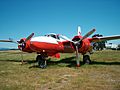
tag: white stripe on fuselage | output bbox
[30,36,58,44]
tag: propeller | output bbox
[56,27,96,67]
[17,33,34,64]
[18,33,34,50]
[0,33,34,49]
[74,28,96,67]
[0,33,34,64]
[60,27,96,67]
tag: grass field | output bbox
[0,50,120,90]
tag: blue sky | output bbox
[0,0,120,48]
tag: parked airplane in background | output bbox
[0,26,120,68]
[106,43,120,50]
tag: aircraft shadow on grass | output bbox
[47,56,77,67]
[0,59,37,64]
[91,60,120,65]
[0,57,120,68]
[29,56,120,68]
[28,56,77,68]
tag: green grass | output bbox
[0,50,120,90]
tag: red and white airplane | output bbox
[0,26,120,68]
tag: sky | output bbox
[0,0,120,48]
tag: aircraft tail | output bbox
[77,26,81,36]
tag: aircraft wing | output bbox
[90,35,120,42]
[0,40,13,42]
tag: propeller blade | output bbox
[59,35,72,42]
[24,33,34,43]
[81,29,96,41]
[0,38,18,44]
[20,52,24,64]
[75,45,80,67]
[77,26,81,36]
[9,38,18,44]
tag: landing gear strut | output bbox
[36,55,47,69]
[83,55,91,64]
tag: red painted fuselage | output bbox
[20,35,92,57]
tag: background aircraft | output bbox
[0,26,120,68]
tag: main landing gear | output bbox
[36,55,47,69]
[83,55,91,64]
[36,54,91,68]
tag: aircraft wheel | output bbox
[36,55,47,69]
[83,55,91,64]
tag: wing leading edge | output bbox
[89,35,120,42]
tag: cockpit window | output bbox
[45,33,60,39]
[50,34,56,38]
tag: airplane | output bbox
[0,26,120,68]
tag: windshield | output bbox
[45,33,70,41]
[45,33,60,39]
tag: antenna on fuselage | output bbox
[77,26,81,36]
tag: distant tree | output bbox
[118,44,120,50]
[118,44,120,47]
[92,34,106,51]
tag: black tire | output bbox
[36,55,42,62]
[83,55,91,64]
[36,55,47,69]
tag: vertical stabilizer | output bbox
[77,26,81,36]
